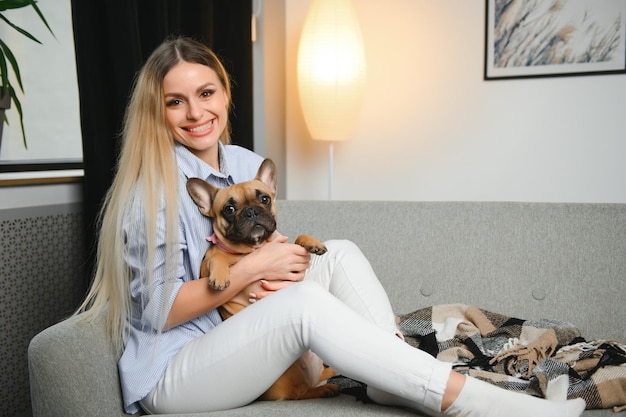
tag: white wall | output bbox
[281,0,626,203]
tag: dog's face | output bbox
[187,159,278,249]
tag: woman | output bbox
[76,37,585,416]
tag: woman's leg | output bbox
[140,281,584,416]
[305,240,400,335]
[140,280,449,414]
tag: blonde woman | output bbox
[77,37,585,417]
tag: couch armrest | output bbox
[28,310,128,417]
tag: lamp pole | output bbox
[328,142,334,200]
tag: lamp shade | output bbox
[297,0,366,142]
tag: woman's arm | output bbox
[165,237,311,329]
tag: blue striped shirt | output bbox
[119,142,264,414]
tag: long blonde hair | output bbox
[76,37,233,350]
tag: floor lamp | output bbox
[296,0,366,200]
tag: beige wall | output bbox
[275,0,626,203]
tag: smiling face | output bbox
[163,61,229,168]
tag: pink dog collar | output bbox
[206,233,240,254]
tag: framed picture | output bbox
[485,0,626,79]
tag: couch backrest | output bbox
[277,201,626,342]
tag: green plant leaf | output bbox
[9,85,26,148]
[0,44,8,96]
[0,0,54,37]
[0,38,24,92]
[0,13,43,45]
[29,1,54,39]
[0,0,35,12]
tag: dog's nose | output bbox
[243,206,260,219]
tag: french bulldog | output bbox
[186,158,339,401]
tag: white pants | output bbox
[140,240,452,414]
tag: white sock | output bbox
[444,377,586,417]
[367,386,446,417]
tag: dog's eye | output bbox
[222,205,236,216]
[260,195,271,206]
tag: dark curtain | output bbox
[71,0,253,282]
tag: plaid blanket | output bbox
[398,304,626,412]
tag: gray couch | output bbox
[28,201,626,416]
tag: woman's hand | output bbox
[231,234,311,284]
[234,234,311,302]
[247,278,300,303]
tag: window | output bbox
[0,0,82,175]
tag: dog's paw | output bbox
[316,383,341,398]
[296,383,340,400]
[322,383,340,397]
[308,245,327,255]
[294,235,327,256]
[208,277,230,291]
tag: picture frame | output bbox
[485,0,626,80]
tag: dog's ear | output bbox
[255,159,277,197]
[186,178,218,217]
